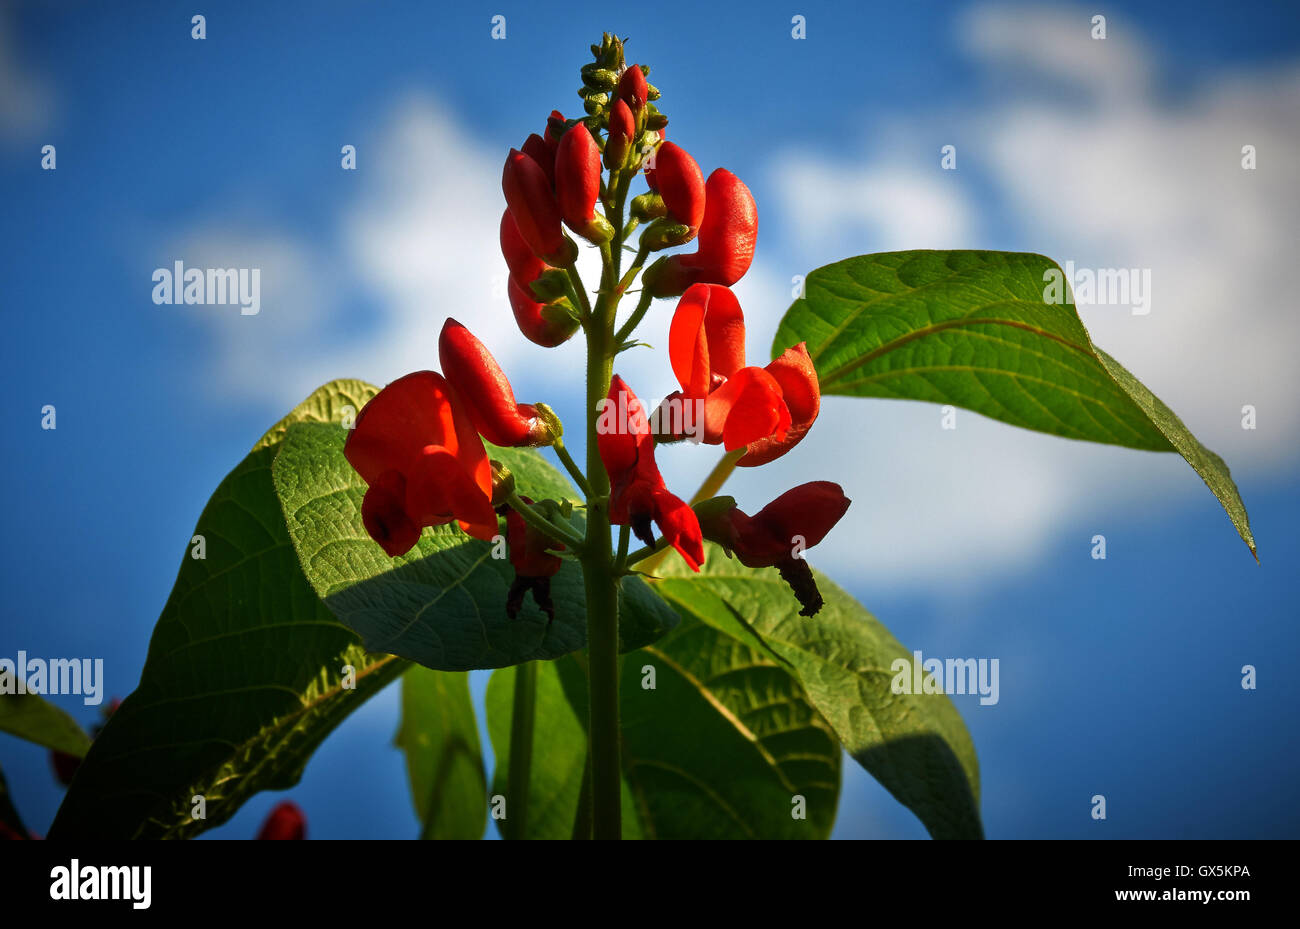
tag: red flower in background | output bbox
[503,496,565,622]
[699,482,851,616]
[598,376,704,571]
[257,801,306,840]
[345,371,497,557]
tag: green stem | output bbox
[506,660,537,840]
[690,447,744,505]
[505,493,584,551]
[621,536,669,571]
[551,438,592,497]
[613,289,654,347]
[576,167,630,842]
[566,264,592,320]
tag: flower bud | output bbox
[555,123,614,244]
[645,141,704,246]
[605,98,636,171]
[508,275,581,347]
[545,110,566,148]
[630,191,666,222]
[438,319,560,447]
[643,169,757,297]
[502,148,576,266]
[257,801,307,840]
[617,64,649,114]
[581,63,619,92]
[500,210,545,283]
[644,105,668,132]
[520,132,555,189]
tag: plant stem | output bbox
[690,447,745,504]
[506,660,537,840]
[551,438,592,496]
[613,289,654,347]
[575,167,632,842]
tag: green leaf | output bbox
[619,617,842,838]
[654,546,982,839]
[775,251,1255,558]
[0,693,92,758]
[49,381,409,839]
[273,420,678,671]
[487,616,843,839]
[396,666,487,839]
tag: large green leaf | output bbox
[273,421,679,671]
[487,618,842,839]
[396,666,487,839]
[774,251,1255,558]
[49,380,409,839]
[0,692,92,757]
[654,546,981,839]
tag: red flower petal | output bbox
[739,343,821,466]
[668,283,746,399]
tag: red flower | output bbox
[738,342,820,466]
[597,375,704,571]
[616,64,648,113]
[644,169,757,297]
[257,801,306,840]
[698,482,851,616]
[605,98,636,170]
[502,148,575,266]
[555,123,613,243]
[662,283,819,464]
[651,141,705,237]
[520,132,556,189]
[500,210,580,347]
[504,496,565,622]
[438,319,557,448]
[345,371,497,556]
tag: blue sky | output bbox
[2,0,1297,838]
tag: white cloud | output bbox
[752,4,1298,592]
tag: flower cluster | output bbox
[344,34,850,619]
